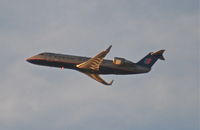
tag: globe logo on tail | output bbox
[144,58,152,64]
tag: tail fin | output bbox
[137,50,165,68]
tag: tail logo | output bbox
[144,58,152,64]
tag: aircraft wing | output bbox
[83,72,114,85]
[76,45,112,71]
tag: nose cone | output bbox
[26,56,34,63]
[26,55,39,63]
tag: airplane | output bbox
[26,45,165,85]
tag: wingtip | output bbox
[110,80,114,85]
[106,45,112,52]
[108,80,114,85]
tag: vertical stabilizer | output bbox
[137,50,165,68]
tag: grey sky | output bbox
[0,0,199,130]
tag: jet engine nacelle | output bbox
[113,57,135,66]
[113,57,130,65]
[113,57,126,65]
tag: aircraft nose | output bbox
[26,57,33,63]
[26,56,37,63]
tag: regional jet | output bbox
[26,45,165,85]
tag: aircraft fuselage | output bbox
[27,52,150,75]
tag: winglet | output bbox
[101,79,114,86]
[106,45,112,53]
[83,73,114,86]
[108,80,114,86]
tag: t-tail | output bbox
[137,50,165,68]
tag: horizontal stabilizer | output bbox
[152,50,165,60]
